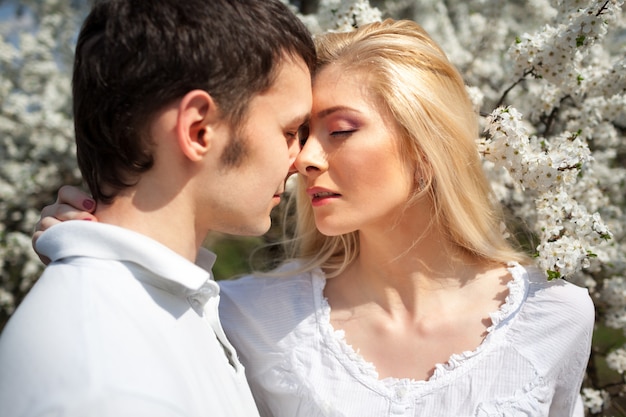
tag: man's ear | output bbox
[176,90,222,162]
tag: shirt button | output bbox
[204,282,219,298]
[395,386,407,400]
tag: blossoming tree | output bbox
[0,0,624,414]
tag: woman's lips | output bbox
[307,187,341,206]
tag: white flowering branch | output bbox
[480,106,612,279]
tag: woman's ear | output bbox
[176,90,221,162]
[413,152,433,193]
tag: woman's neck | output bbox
[326,218,504,318]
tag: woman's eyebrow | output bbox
[316,105,361,119]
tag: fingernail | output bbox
[83,199,95,210]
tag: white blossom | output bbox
[311,0,382,33]
[606,346,626,374]
[581,387,610,414]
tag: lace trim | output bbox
[475,376,551,416]
[313,262,529,394]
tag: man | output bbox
[0,0,313,415]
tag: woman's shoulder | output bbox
[519,263,595,322]
[505,263,594,362]
[219,261,318,308]
[217,262,325,381]
[218,261,322,347]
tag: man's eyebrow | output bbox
[288,113,310,126]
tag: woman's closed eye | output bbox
[330,129,356,138]
[327,116,360,139]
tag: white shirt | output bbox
[219,262,594,417]
[0,221,260,417]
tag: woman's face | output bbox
[295,65,415,237]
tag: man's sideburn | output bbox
[220,132,248,169]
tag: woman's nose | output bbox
[294,134,327,176]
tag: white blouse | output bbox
[219,262,594,417]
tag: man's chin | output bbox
[231,219,272,238]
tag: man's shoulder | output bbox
[0,263,133,354]
[0,267,207,417]
[1,267,90,335]
[0,273,96,411]
[0,256,162,367]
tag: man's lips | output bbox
[274,186,286,198]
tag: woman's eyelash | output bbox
[331,130,356,137]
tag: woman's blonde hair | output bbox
[276,19,529,277]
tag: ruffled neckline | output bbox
[312,262,529,397]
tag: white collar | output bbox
[36,221,219,306]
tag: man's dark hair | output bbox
[73,0,316,203]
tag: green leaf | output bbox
[546,270,561,280]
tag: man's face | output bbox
[202,56,312,236]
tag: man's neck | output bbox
[95,194,203,262]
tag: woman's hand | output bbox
[32,185,98,264]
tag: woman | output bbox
[33,19,593,417]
